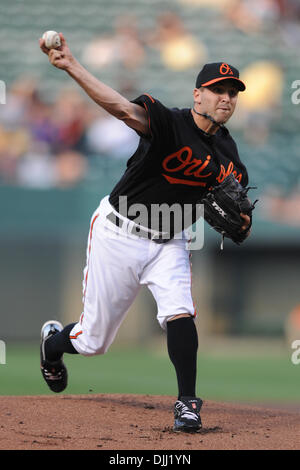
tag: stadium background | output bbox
[0,0,300,403]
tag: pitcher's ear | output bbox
[193,87,202,105]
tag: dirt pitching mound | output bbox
[0,394,299,450]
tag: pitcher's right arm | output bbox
[39,32,149,136]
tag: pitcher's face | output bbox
[194,80,239,124]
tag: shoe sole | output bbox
[40,320,64,338]
[173,425,202,433]
[40,320,64,364]
[173,418,202,433]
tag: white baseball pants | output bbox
[69,196,196,356]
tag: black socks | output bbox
[44,323,79,361]
[167,316,198,399]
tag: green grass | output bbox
[0,342,300,404]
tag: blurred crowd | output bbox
[0,77,141,189]
[82,11,207,73]
[177,0,300,48]
[0,10,209,189]
[178,0,300,33]
[0,3,298,194]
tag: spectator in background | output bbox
[50,86,90,153]
[277,0,300,48]
[16,140,57,189]
[54,149,88,188]
[85,107,139,160]
[82,15,145,97]
[0,125,31,184]
[27,97,59,151]
[82,14,145,71]
[0,75,40,129]
[225,0,280,34]
[21,86,90,188]
[231,60,283,144]
[146,11,207,70]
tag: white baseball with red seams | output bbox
[69,196,196,356]
[42,31,61,49]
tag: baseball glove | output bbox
[201,173,258,247]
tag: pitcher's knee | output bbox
[70,333,110,357]
[157,312,193,331]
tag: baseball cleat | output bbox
[40,320,68,393]
[173,396,203,433]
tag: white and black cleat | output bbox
[173,396,203,433]
[40,321,68,393]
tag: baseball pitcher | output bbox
[39,33,254,433]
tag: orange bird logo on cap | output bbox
[219,63,234,75]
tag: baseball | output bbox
[42,30,61,49]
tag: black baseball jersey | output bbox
[109,93,248,233]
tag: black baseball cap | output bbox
[196,62,246,91]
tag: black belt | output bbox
[106,211,171,244]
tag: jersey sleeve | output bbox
[131,94,173,143]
